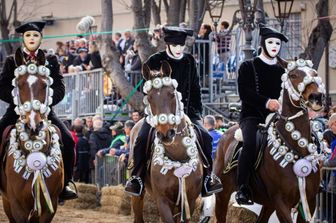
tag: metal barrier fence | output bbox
[94,155,128,188]
[315,167,336,223]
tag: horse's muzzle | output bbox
[157,129,176,144]
[308,92,324,111]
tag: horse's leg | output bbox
[2,197,16,223]
[296,197,317,223]
[9,200,29,223]
[274,197,293,223]
[156,197,175,223]
[215,173,235,223]
[256,205,274,223]
[132,192,145,223]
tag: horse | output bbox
[129,61,203,223]
[214,59,325,223]
[0,51,64,222]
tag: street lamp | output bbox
[206,0,225,32]
[271,0,294,31]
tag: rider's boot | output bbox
[202,168,223,197]
[124,150,145,196]
[235,184,253,205]
[59,145,78,200]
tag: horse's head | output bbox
[142,61,184,144]
[13,50,53,135]
[280,59,325,112]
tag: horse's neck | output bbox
[277,91,311,156]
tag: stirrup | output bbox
[204,174,223,195]
[125,176,144,196]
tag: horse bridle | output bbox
[12,63,54,118]
[279,59,325,112]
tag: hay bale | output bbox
[226,202,257,223]
[100,185,131,215]
[65,183,98,209]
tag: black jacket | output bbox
[144,51,202,120]
[75,133,91,171]
[238,57,284,121]
[0,49,65,107]
[89,127,113,160]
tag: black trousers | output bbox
[237,118,261,186]
[131,119,213,177]
[0,106,75,182]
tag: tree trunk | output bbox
[299,0,332,69]
[99,0,144,112]
[167,0,180,25]
[179,0,187,24]
[131,0,156,62]
[151,0,161,26]
[0,0,14,55]
[143,0,151,29]
[189,0,205,36]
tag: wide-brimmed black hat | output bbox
[260,25,288,42]
[163,26,193,45]
[15,21,46,34]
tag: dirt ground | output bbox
[0,196,133,223]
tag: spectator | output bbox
[197,23,212,80]
[131,110,141,123]
[124,43,141,72]
[97,121,126,157]
[114,32,125,54]
[74,124,91,183]
[68,47,91,73]
[89,41,102,69]
[89,116,113,164]
[216,21,231,71]
[214,115,227,132]
[123,31,135,55]
[204,115,223,159]
[116,120,135,163]
[84,116,94,138]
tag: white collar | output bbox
[23,47,38,55]
[258,53,277,65]
[166,48,183,60]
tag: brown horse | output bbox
[129,61,203,223]
[214,59,325,223]
[0,51,64,222]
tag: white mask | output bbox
[265,37,281,58]
[166,44,185,60]
[23,30,42,52]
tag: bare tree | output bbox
[299,0,333,69]
[167,0,180,25]
[0,0,18,55]
[151,0,161,26]
[99,0,144,111]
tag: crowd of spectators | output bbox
[63,111,141,184]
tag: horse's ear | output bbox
[160,60,172,77]
[277,56,288,69]
[14,48,25,66]
[142,64,151,81]
[36,49,46,66]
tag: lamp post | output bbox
[206,0,225,32]
[270,0,294,32]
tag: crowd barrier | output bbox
[94,155,128,188]
[315,167,336,223]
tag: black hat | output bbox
[15,21,46,34]
[77,47,88,53]
[260,25,288,42]
[163,26,193,45]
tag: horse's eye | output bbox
[289,73,298,79]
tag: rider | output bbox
[125,26,223,196]
[235,25,288,205]
[0,21,77,200]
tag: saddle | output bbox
[223,114,278,175]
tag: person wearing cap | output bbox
[125,26,223,197]
[68,47,91,73]
[235,25,288,205]
[0,21,77,200]
[96,121,126,157]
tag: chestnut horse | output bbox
[214,59,325,223]
[129,61,203,222]
[0,51,63,222]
